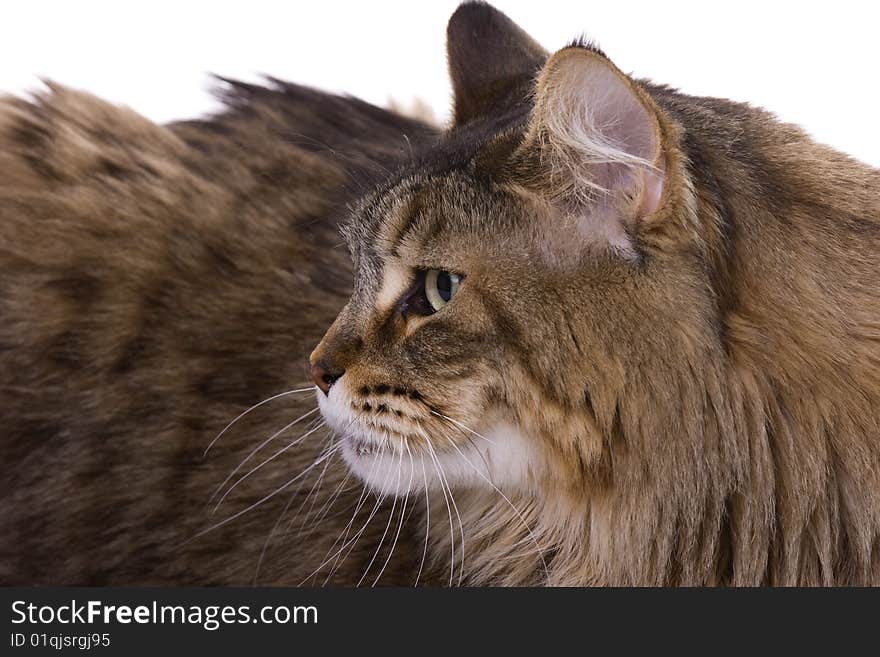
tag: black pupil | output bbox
[436,272,453,302]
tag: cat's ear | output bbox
[447,2,548,126]
[511,45,666,257]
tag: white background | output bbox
[2,1,878,166]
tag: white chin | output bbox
[318,384,428,497]
[340,437,426,497]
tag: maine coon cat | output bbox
[310,2,880,585]
[3,1,879,588]
[0,76,437,584]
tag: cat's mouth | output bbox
[318,381,502,496]
[340,418,422,460]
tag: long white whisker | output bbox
[440,434,551,582]
[282,436,338,532]
[182,442,343,547]
[208,407,320,505]
[430,410,497,446]
[252,479,304,585]
[420,426,456,587]
[415,450,430,587]
[204,386,316,457]
[309,416,378,580]
[212,421,327,512]
[311,462,390,586]
[321,494,385,586]
[432,419,496,485]
[425,436,465,587]
[253,434,338,583]
[356,446,403,587]
[315,453,382,584]
[295,468,353,538]
[373,442,414,586]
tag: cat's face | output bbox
[311,15,687,501]
[314,172,574,497]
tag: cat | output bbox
[0,76,437,584]
[3,1,879,588]
[310,2,880,585]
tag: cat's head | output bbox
[311,3,705,502]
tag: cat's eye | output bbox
[398,269,462,318]
[424,269,461,312]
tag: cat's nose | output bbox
[310,362,344,395]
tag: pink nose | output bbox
[310,362,343,395]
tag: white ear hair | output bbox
[517,47,665,257]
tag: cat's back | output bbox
[0,81,436,584]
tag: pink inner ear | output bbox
[537,50,665,216]
[576,63,658,161]
[522,48,669,261]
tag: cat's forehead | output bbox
[344,118,534,253]
[344,170,527,267]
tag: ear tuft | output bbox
[447,2,547,126]
[565,35,608,59]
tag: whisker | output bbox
[287,436,337,520]
[425,436,465,587]
[208,407,320,504]
[440,434,551,582]
[430,411,497,446]
[204,386,316,457]
[419,425,456,587]
[315,489,372,586]
[252,479,302,585]
[183,442,343,546]
[321,496,386,586]
[211,421,327,512]
[310,469,389,586]
[414,450,431,587]
[295,469,354,541]
[356,447,404,587]
[252,436,342,585]
[313,448,387,585]
[439,422,495,488]
[252,418,360,584]
[373,443,415,586]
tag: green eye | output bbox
[397,268,463,319]
[424,269,461,312]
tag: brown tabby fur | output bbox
[0,79,437,584]
[3,2,879,587]
[310,3,880,586]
